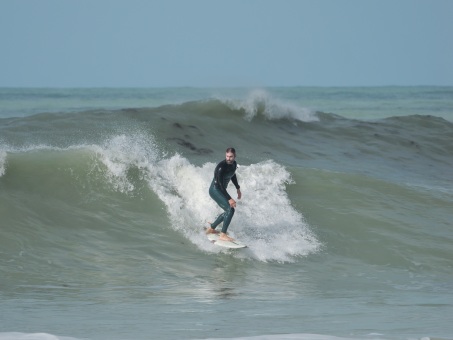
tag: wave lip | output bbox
[0,333,80,340]
[217,89,318,122]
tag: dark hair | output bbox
[226,147,236,156]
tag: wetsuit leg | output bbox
[209,182,235,234]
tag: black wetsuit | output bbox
[209,159,240,233]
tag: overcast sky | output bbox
[1,0,452,87]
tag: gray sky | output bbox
[1,0,452,87]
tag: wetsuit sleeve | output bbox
[214,162,232,200]
[231,174,240,190]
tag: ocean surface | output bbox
[0,87,452,340]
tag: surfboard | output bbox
[207,233,247,249]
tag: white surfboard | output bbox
[207,233,247,249]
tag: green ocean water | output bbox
[0,87,452,340]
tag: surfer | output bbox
[206,147,242,242]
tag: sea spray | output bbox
[143,153,321,261]
[218,89,318,122]
[235,160,320,261]
[88,133,160,194]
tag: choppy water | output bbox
[1,87,452,340]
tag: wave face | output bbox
[0,134,319,263]
[1,87,453,340]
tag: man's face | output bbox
[225,151,235,164]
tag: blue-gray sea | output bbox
[1,87,452,340]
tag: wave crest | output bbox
[219,89,318,122]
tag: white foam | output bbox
[0,333,80,340]
[0,148,6,176]
[221,89,318,122]
[88,133,159,194]
[145,154,321,262]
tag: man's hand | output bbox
[237,189,242,200]
[228,198,237,208]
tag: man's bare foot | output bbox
[205,227,219,235]
[219,233,234,242]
